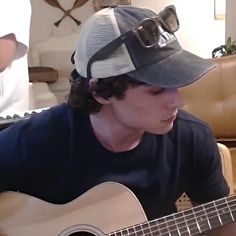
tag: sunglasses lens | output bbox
[162,8,179,32]
[137,20,159,47]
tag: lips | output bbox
[162,110,178,123]
[163,115,176,123]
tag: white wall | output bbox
[29,0,227,60]
[226,0,236,42]
[131,0,225,58]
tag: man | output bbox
[0,0,31,116]
[0,5,235,235]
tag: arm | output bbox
[0,33,17,72]
[207,222,236,236]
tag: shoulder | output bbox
[25,103,73,129]
[0,104,88,158]
[0,1,31,55]
[0,103,71,137]
[176,109,210,128]
[9,103,90,135]
[173,109,213,136]
[169,109,216,150]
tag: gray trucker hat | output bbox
[74,5,214,88]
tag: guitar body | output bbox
[0,182,147,236]
[1,182,236,236]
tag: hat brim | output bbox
[128,49,215,88]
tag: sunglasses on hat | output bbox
[86,5,180,78]
[135,5,179,48]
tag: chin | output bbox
[149,123,174,135]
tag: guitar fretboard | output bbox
[108,195,236,236]
[0,107,50,131]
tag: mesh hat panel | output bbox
[75,8,135,78]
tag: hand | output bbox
[0,34,17,72]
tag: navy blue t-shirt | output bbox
[0,103,229,220]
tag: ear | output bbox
[93,95,111,105]
[89,78,111,105]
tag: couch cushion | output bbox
[180,54,236,140]
[39,50,75,78]
[29,67,58,83]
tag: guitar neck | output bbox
[108,194,236,236]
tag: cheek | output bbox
[112,100,164,126]
[109,102,142,127]
[115,100,151,117]
[126,97,164,117]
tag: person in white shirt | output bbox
[0,0,32,116]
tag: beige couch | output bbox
[180,54,236,190]
[27,49,73,110]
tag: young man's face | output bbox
[107,84,185,134]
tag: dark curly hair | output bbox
[67,69,145,113]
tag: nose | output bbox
[166,88,185,109]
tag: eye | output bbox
[150,88,165,95]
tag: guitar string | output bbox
[114,204,236,236]
[147,198,236,235]
[108,196,236,236]
[146,197,236,235]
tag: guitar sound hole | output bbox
[59,225,105,236]
[67,232,94,236]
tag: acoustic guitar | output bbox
[0,182,236,236]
